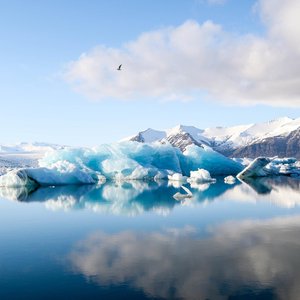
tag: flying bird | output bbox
[117,64,122,71]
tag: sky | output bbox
[1,0,300,146]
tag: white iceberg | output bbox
[187,168,216,184]
[0,169,38,188]
[237,157,300,179]
[167,173,187,182]
[237,157,271,179]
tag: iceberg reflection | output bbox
[1,176,300,214]
[69,216,300,300]
[0,179,238,215]
[225,176,300,208]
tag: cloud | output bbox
[69,216,300,299]
[64,0,300,107]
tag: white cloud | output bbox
[64,0,300,107]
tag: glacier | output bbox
[0,142,243,187]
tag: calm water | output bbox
[1,177,300,299]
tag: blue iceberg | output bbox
[0,142,243,187]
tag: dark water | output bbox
[1,177,300,299]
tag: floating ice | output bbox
[237,157,300,178]
[264,158,300,176]
[168,173,187,182]
[237,157,271,179]
[0,169,38,188]
[0,163,105,187]
[187,168,216,184]
[0,142,243,187]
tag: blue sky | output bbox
[1,0,300,146]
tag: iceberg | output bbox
[181,145,243,175]
[187,169,216,184]
[0,142,243,187]
[264,158,300,176]
[0,163,105,187]
[0,169,39,188]
[237,157,271,179]
[237,157,300,179]
[167,173,187,182]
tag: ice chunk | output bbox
[0,163,104,187]
[0,169,38,188]
[168,173,187,182]
[187,168,216,184]
[264,157,300,176]
[237,157,300,178]
[237,157,271,179]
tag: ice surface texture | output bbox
[0,142,243,187]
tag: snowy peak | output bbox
[124,128,166,143]
[164,124,210,151]
[201,117,299,151]
[122,124,211,151]
[122,117,300,158]
[139,128,166,143]
[167,125,209,143]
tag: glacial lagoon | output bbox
[1,177,300,299]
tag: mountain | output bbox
[121,128,166,143]
[0,142,67,175]
[122,117,300,158]
[0,142,65,154]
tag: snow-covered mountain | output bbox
[0,142,66,175]
[0,142,64,154]
[123,117,300,158]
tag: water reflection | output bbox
[69,216,300,300]
[1,177,300,299]
[0,179,239,215]
[1,176,300,214]
[222,177,300,208]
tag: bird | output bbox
[117,64,122,71]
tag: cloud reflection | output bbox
[69,216,300,300]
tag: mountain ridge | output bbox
[122,117,300,158]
